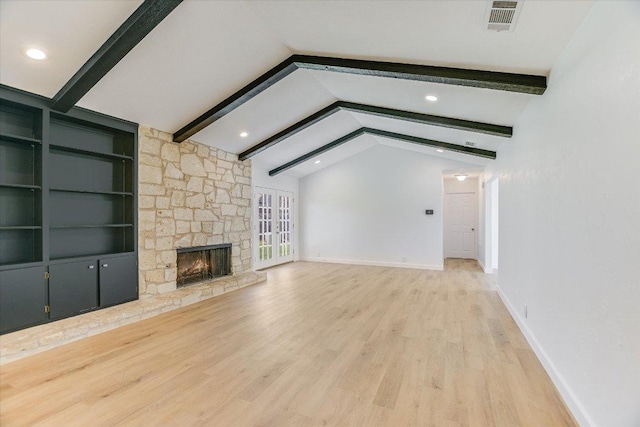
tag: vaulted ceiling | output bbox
[0,0,594,177]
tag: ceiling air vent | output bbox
[485,0,523,32]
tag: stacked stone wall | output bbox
[137,126,252,296]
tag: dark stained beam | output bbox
[173,55,545,143]
[239,101,510,161]
[237,102,341,160]
[364,128,496,159]
[339,102,512,138]
[268,129,365,176]
[51,0,183,112]
[268,127,496,176]
[293,55,547,95]
[173,58,299,143]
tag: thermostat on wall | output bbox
[425,210,434,215]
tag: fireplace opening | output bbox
[176,244,232,287]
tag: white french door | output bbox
[254,188,293,269]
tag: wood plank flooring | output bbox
[0,261,576,426]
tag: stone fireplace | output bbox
[137,126,253,296]
[176,244,232,287]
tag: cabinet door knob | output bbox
[102,264,108,268]
[88,265,95,269]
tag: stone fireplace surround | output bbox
[0,127,266,364]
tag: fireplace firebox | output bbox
[176,244,232,287]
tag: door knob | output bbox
[88,265,94,269]
[102,264,108,267]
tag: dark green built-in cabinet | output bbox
[0,86,138,334]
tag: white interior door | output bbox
[444,192,476,259]
[254,188,293,269]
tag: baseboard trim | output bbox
[477,258,495,274]
[496,286,592,427]
[299,257,443,271]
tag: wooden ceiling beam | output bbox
[173,55,545,143]
[268,129,365,176]
[239,101,510,161]
[51,0,183,113]
[268,127,496,176]
[364,128,497,159]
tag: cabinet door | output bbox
[0,267,47,334]
[99,255,137,307]
[49,261,98,320]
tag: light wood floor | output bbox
[0,261,575,426]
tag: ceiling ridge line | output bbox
[172,54,545,143]
[239,100,511,161]
[268,127,496,177]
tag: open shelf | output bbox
[0,133,41,145]
[49,143,133,161]
[0,101,41,140]
[51,224,133,229]
[0,226,42,230]
[50,227,135,260]
[0,180,41,231]
[0,140,41,187]
[0,183,41,190]
[50,188,133,196]
[0,229,42,265]
[49,148,133,194]
[51,115,134,158]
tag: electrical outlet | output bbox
[524,304,528,319]
[401,256,407,263]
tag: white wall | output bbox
[251,164,300,261]
[299,145,481,269]
[484,2,640,425]
[443,177,478,194]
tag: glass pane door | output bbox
[254,188,294,269]
[278,194,293,262]
[257,191,274,264]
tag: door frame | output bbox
[443,190,478,260]
[253,187,294,270]
[482,174,499,274]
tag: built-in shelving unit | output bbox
[0,87,139,334]
[0,101,43,267]
[48,116,135,261]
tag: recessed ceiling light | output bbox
[26,48,46,60]
[436,149,444,153]
[425,95,438,102]
[314,160,321,164]
[239,131,248,138]
[455,174,468,181]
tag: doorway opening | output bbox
[254,187,294,270]
[443,176,478,261]
[484,176,499,273]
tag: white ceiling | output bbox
[0,0,595,177]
